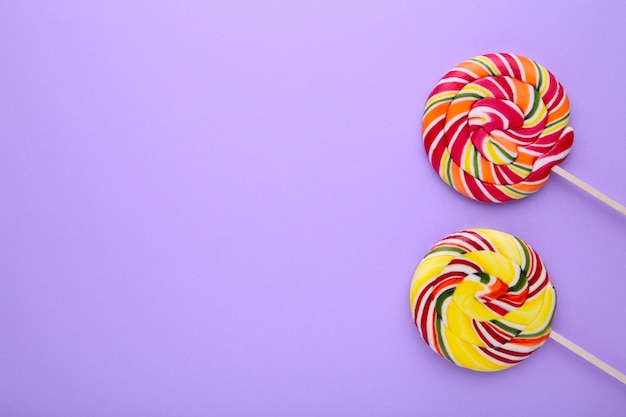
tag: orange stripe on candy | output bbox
[490,131,518,156]
[547,95,570,124]
[519,56,538,87]
[515,152,535,168]
[511,79,531,115]
[513,333,550,346]
[458,61,492,79]
[511,180,544,193]
[446,100,473,124]
[423,103,447,131]
[450,165,471,198]
[480,159,495,184]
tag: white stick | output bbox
[551,166,626,216]
[550,330,626,384]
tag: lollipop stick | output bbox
[551,166,626,216]
[550,330,626,384]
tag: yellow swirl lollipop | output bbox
[410,229,555,371]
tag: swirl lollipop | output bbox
[410,229,626,381]
[422,53,626,213]
[410,228,555,371]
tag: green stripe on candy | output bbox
[533,61,544,94]
[455,92,483,100]
[515,237,532,274]
[427,246,466,256]
[491,320,523,336]
[508,269,528,293]
[502,185,529,198]
[509,162,532,175]
[435,288,456,363]
[517,325,552,338]
[424,96,454,114]
[545,113,570,130]
[469,57,497,76]
[435,288,455,318]
[525,89,542,121]
[489,141,515,162]
[475,272,491,285]
[436,316,454,362]
[472,149,480,178]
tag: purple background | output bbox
[2,1,626,415]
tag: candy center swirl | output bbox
[463,77,547,168]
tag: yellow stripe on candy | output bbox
[481,229,523,266]
[443,326,509,372]
[501,287,551,327]
[446,301,487,347]
[461,140,475,173]
[537,65,550,96]
[462,251,518,284]
[409,255,454,306]
[462,83,494,99]
[453,280,502,321]
[472,56,502,77]
[509,164,531,178]
[520,287,556,334]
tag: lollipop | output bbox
[410,229,626,382]
[422,53,626,213]
[410,228,555,371]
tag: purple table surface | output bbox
[2,1,625,416]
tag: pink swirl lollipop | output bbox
[422,53,626,214]
[423,53,574,202]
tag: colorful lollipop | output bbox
[410,228,555,371]
[410,229,626,382]
[422,53,626,214]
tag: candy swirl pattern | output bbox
[423,53,574,202]
[410,229,556,371]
